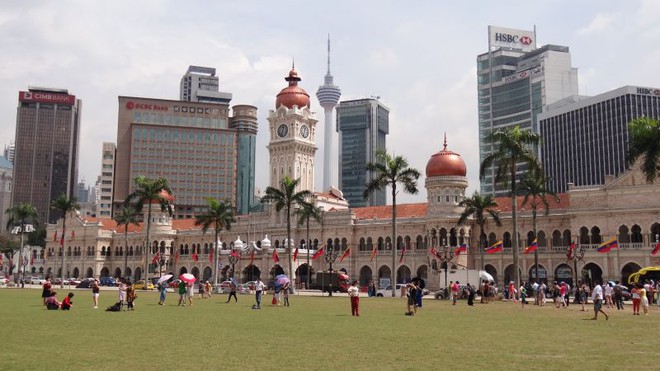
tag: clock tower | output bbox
[267,67,318,192]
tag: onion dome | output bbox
[425,135,467,177]
[275,68,310,109]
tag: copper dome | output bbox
[275,68,310,109]
[425,137,466,177]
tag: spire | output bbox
[327,34,331,75]
[443,132,447,151]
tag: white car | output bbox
[30,277,46,285]
[376,284,407,297]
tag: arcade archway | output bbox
[242,265,261,282]
[359,266,373,287]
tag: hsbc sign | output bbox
[489,26,535,52]
[636,87,660,96]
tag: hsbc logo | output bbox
[495,33,533,46]
[637,87,660,96]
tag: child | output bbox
[282,284,290,307]
[198,282,205,299]
[205,281,212,298]
[61,292,74,310]
[126,283,137,310]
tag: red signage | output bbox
[125,101,168,111]
[19,91,76,105]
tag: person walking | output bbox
[604,282,614,309]
[519,282,527,308]
[406,280,419,316]
[631,283,641,315]
[178,280,187,306]
[591,280,609,320]
[640,283,649,315]
[451,281,460,305]
[467,283,475,306]
[118,278,126,308]
[91,279,100,309]
[254,277,266,309]
[416,276,425,308]
[226,280,238,303]
[613,281,624,310]
[126,282,137,310]
[282,283,290,307]
[538,281,547,307]
[158,280,167,305]
[578,281,587,311]
[186,281,194,306]
[347,280,360,316]
[508,281,517,303]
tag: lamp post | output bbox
[567,242,586,288]
[11,224,33,286]
[231,236,244,281]
[324,244,339,296]
[437,240,455,296]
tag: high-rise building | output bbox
[337,98,389,207]
[477,26,578,196]
[97,142,116,218]
[316,37,341,191]
[0,156,12,230]
[539,86,660,193]
[12,87,81,223]
[180,65,232,104]
[114,96,257,218]
[3,141,15,164]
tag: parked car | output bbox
[66,278,81,286]
[237,283,251,294]
[52,277,63,285]
[99,277,116,286]
[134,280,155,290]
[27,277,45,285]
[219,280,233,293]
[434,285,471,300]
[76,278,95,289]
[376,284,407,297]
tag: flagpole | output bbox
[615,236,620,283]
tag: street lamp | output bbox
[324,243,339,296]
[437,240,455,296]
[230,236,244,281]
[567,242,586,288]
[11,224,34,286]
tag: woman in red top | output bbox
[42,278,52,306]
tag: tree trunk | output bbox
[479,223,485,272]
[391,186,397,298]
[60,215,66,289]
[510,162,520,290]
[124,230,129,281]
[532,208,538,284]
[144,203,152,288]
[306,218,310,290]
[214,228,220,287]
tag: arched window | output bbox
[552,230,562,247]
[590,226,602,245]
[488,233,497,246]
[579,227,589,245]
[416,235,424,250]
[537,231,547,248]
[562,229,572,246]
[631,225,643,243]
[503,232,512,248]
[618,225,630,243]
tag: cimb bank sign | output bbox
[489,26,535,52]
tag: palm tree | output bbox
[363,150,421,298]
[50,194,79,288]
[0,233,21,276]
[520,170,559,283]
[457,192,501,272]
[296,201,323,289]
[627,117,660,183]
[113,206,140,281]
[194,198,235,287]
[261,176,313,287]
[480,126,541,288]
[5,203,39,282]
[124,176,172,287]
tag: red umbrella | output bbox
[180,273,196,283]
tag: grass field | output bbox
[1,288,657,370]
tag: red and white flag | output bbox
[272,249,280,263]
[339,248,350,262]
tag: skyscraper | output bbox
[97,142,116,218]
[180,65,232,104]
[539,86,660,193]
[316,37,341,191]
[337,98,389,207]
[12,87,81,223]
[477,26,578,196]
[3,141,15,164]
[114,96,257,218]
[0,156,12,230]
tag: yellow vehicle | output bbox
[627,266,660,285]
[133,280,155,290]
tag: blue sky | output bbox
[1,0,659,204]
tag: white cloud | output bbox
[576,13,616,35]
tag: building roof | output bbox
[353,203,427,220]
[493,193,570,213]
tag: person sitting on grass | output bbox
[61,292,74,310]
[45,291,61,310]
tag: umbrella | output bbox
[608,281,616,287]
[157,274,173,284]
[479,271,494,282]
[180,273,196,283]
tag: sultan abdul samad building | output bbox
[32,68,660,289]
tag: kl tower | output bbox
[316,36,341,191]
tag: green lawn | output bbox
[1,288,656,370]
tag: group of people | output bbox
[40,278,75,310]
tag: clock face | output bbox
[277,124,288,138]
[300,125,309,139]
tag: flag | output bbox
[209,248,214,263]
[151,252,160,265]
[272,249,280,263]
[399,244,407,264]
[566,242,576,260]
[430,247,438,257]
[71,230,75,239]
[597,238,618,253]
[230,250,241,258]
[293,247,299,261]
[485,240,503,254]
[53,231,57,242]
[524,239,538,254]
[312,247,325,260]
[174,251,179,264]
[339,247,350,262]
[652,241,660,256]
[370,246,378,262]
[192,253,199,262]
[455,244,468,256]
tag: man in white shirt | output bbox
[591,280,609,320]
[254,278,266,309]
